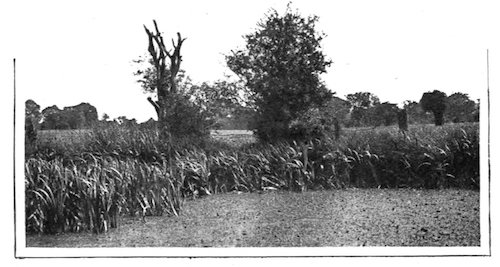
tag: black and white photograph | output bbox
[1,0,498,265]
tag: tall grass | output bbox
[337,123,480,189]
[26,155,184,234]
[26,122,479,234]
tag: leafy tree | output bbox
[187,79,249,128]
[345,92,380,127]
[367,102,398,127]
[289,106,336,141]
[63,103,98,128]
[403,100,433,125]
[25,99,41,155]
[445,92,477,123]
[187,79,256,130]
[40,103,98,130]
[134,59,192,96]
[41,105,64,130]
[60,109,80,129]
[228,105,257,130]
[419,90,447,126]
[26,99,41,123]
[78,103,98,126]
[226,5,333,142]
[346,92,380,109]
[322,96,351,125]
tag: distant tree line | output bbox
[25,101,98,130]
[25,88,478,135]
[325,90,479,128]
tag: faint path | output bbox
[26,189,480,247]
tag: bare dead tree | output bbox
[143,20,186,133]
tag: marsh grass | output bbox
[26,123,479,234]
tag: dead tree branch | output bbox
[143,20,186,117]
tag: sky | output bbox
[2,0,498,122]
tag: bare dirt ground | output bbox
[26,189,480,247]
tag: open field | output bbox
[26,189,480,247]
[210,129,256,146]
[37,129,256,148]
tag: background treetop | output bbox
[419,90,448,126]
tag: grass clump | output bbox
[26,155,184,234]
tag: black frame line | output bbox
[13,58,17,259]
[487,49,491,257]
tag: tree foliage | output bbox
[419,90,447,126]
[26,99,41,123]
[289,105,339,141]
[346,92,380,109]
[226,6,332,142]
[445,92,477,123]
[187,79,256,130]
[25,99,41,155]
[135,61,251,131]
[345,92,380,127]
[40,103,98,130]
[322,96,351,125]
[134,58,192,95]
[368,102,399,127]
[403,100,433,125]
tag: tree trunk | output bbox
[144,20,186,139]
[434,111,444,126]
[333,118,341,140]
[301,141,308,192]
[397,108,408,132]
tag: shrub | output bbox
[289,107,336,141]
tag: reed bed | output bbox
[25,155,183,234]
[26,122,479,234]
